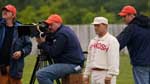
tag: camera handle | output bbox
[32,23,45,38]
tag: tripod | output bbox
[29,49,61,84]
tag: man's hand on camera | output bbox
[36,37,46,44]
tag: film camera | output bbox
[17,21,49,38]
[0,18,50,37]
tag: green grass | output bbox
[22,54,134,84]
[117,54,134,84]
[22,55,37,84]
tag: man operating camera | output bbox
[35,14,85,84]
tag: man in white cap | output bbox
[83,17,120,84]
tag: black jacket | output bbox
[117,15,150,66]
[39,25,85,66]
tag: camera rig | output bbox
[17,21,49,38]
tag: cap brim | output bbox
[91,22,100,24]
[92,22,108,25]
[1,7,8,11]
[118,12,127,17]
[1,7,12,13]
[44,20,53,25]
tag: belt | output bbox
[92,68,108,71]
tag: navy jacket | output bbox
[39,25,85,66]
[0,18,32,79]
[117,15,150,66]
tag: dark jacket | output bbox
[39,25,85,66]
[117,15,150,66]
[0,18,32,79]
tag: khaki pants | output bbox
[91,70,116,84]
[0,66,22,84]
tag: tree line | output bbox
[0,0,149,24]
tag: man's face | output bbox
[2,9,15,20]
[47,23,58,33]
[94,24,107,36]
[122,14,133,24]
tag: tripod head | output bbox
[37,49,49,61]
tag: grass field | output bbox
[22,54,134,84]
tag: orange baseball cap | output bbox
[2,4,17,17]
[45,14,63,25]
[118,5,137,17]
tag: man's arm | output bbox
[38,33,67,57]
[12,36,32,60]
[21,36,32,56]
[116,25,133,50]
[105,38,120,83]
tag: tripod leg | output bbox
[55,79,61,84]
[29,57,40,84]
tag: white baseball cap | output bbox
[91,17,108,25]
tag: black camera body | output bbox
[17,21,49,38]
[0,18,49,38]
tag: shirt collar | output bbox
[94,32,109,41]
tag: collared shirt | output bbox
[84,32,120,77]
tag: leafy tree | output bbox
[18,6,37,24]
[82,12,96,24]
[0,0,149,24]
[98,7,117,23]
